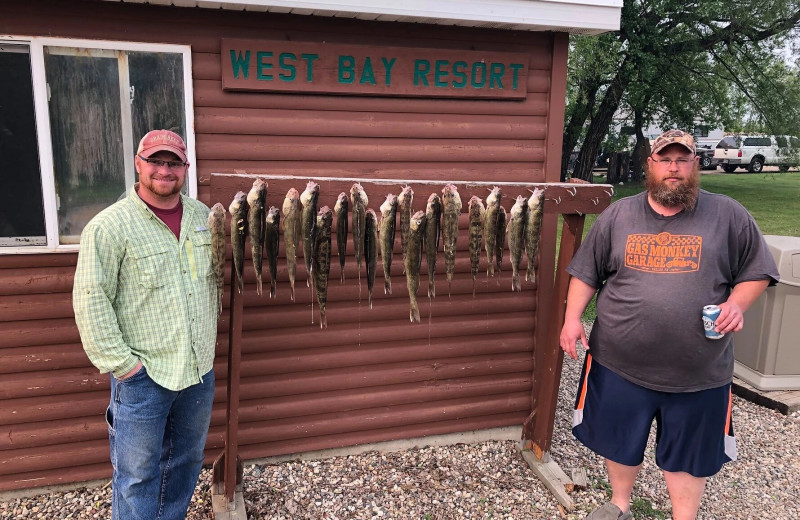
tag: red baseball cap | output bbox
[137,130,188,163]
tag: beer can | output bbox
[702,305,724,340]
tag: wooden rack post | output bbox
[212,263,244,514]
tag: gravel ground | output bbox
[3,338,799,519]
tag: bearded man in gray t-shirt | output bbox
[560,130,779,520]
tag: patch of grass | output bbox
[630,497,669,519]
[591,478,612,496]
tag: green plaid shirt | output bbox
[73,185,218,391]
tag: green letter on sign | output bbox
[489,63,505,89]
[452,61,467,88]
[301,53,319,82]
[509,63,524,90]
[257,51,274,80]
[339,55,356,84]
[360,57,376,85]
[414,60,430,86]
[230,50,250,79]
[471,62,486,88]
[381,57,396,86]
[434,60,449,87]
[279,52,296,81]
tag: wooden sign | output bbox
[221,39,529,99]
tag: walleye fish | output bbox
[313,206,333,329]
[525,187,545,284]
[350,183,368,280]
[468,196,485,297]
[282,188,301,302]
[246,179,267,296]
[265,206,280,299]
[441,184,462,296]
[334,192,349,283]
[404,210,426,323]
[483,186,502,277]
[424,193,442,298]
[379,194,398,295]
[228,191,248,294]
[207,202,226,316]
[495,206,507,273]
[397,185,414,272]
[365,208,378,309]
[508,195,527,292]
[300,181,320,287]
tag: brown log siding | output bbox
[0,0,566,492]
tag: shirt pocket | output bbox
[189,230,214,279]
[132,243,171,288]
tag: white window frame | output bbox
[0,36,196,254]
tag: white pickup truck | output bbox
[714,135,800,173]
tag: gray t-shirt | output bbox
[567,190,779,392]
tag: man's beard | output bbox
[646,166,700,211]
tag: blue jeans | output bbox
[107,367,214,520]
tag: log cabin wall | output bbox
[0,0,566,492]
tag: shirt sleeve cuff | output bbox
[112,357,140,379]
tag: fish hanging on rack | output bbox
[334,192,349,283]
[246,179,267,296]
[397,185,414,272]
[228,191,248,294]
[350,183,368,283]
[207,202,226,316]
[441,184,462,296]
[495,205,507,273]
[282,188,301,302]
[404,210,426,323]
[313,206,333,328]
[468,196,485,297]
[365,208,378,309]
[483,186,502,277]
[508,195,527,292]
[300,181,320,287]
[424,193,442,298]
[525,187,545,284]
[379,194,398,295]
[265,206,280,299]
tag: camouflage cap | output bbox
[651,129,695,155]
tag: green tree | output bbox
[563,0,800,182]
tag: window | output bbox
[743,137,772,147]
[0,38,195,252]
[716,136,740,149]
[0,44,45,246]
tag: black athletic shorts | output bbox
[572,354,736,478]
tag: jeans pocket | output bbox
[118,364,146,385]
[105,405,114,434]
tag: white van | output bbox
[714,135,800,173]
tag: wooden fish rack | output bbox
[210,173,612,511]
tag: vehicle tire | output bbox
[748,157,764,173]
[722,165,737,173]
[700,155,712,169]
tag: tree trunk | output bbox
[571,60,630,182]
[607,153,619,184]
[561,81,601,181]
[630,110,647,182]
